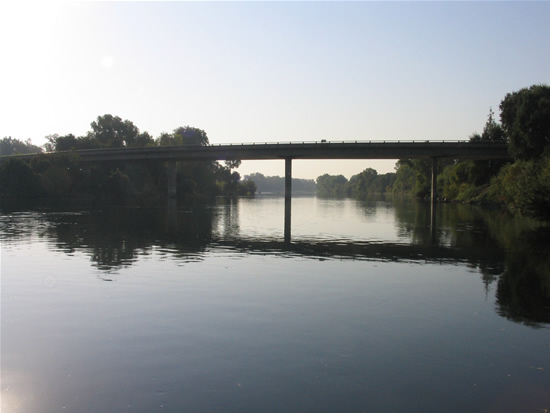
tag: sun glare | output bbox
[101,55,115,69]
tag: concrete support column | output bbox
[431,157,438,206]
[167,161,177,198]
[284,157,292,243]
[430,157,437,244]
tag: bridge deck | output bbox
[3,141,510,163]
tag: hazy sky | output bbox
[1,1,548,180]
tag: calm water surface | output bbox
[1,195,549,412]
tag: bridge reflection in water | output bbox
[3,197,547,327]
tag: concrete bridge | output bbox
[2,140,511,242]
[3,139,510,192]
[24,140,509,162]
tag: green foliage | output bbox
[105,169,131,198]
[0,137,42,156]
[224,159,242,169]
[391,162,415,194]
[315,169,395,198]
[245,173,316,193]
[214,167,256,196]
[47,133,101,151]
[470,108,507,143]
[32,154,84,196]
[135,131,155,147]
[347,168,377,195]
[500,84,550,160]
[347,168,396,196]
[90,114,140,148]
[468,108,509,185]
[392,159,434,197]
[438,161,471,200]
[391,107,510,204]
[316,174,348,197]
[0,158,42,197]
[1,116,257,199]
[239,179,257,195]
[159,126,210,146]
[490,156,550,220]
[47,115,151,151]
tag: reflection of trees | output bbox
[393,199,508,282]
[2,197,549,327]
[391,197,550,327]
[216,197,240,238]
[496,227,550,327]
[28,199,217,270]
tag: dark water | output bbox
[1,195,549,412]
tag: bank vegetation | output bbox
[315,84,550,221]
[0,116,256,200]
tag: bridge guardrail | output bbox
[213,139,495,146]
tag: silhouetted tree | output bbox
[89,114,141,148]
[0,137,42,156]
[500,84,550,160]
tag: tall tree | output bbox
[468,108,509,185]
[347,168,378,195]
[89,114,140,148]
[173,126,210,146]
[157,127,210,147]
[157,127,215,194]
[500,84,550,160]
[316,174,348,197]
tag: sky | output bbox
[1,1,549,180]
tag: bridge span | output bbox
[36,140,509,162]
[1,140,511,242]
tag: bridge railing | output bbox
[0,139,509,163]
[213,139,494,146]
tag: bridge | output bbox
[11,140,509,162]
[1,140,511,242]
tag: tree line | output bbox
[315,84,550,221]
[0,115,256,199]
[2,84,548,219]
[245,173,317,193]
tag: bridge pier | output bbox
[167,161,177,198]
[431,157,438,206]
[284,158,292,243]
[430,158,438,243]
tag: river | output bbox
[1,195,549,412]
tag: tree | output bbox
[0,158,42,197]
[134,131,155,147]
[468,108,509,185]
[470,108,506,144]
[0,137,42,156]
[156,127,210,147]
[173,126,210,146]
[156,127,215,194]
[89,114,140,148]
[224,159,242,169]
[347,168,378,196]
[500,84,550,160]
[392,161,416,194]
[48,134,78,151]
[316,174,348,197]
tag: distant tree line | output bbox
[0,114,256,199]
[245,173,317,193]
[316,84,550,221]
[316,169,396,197]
